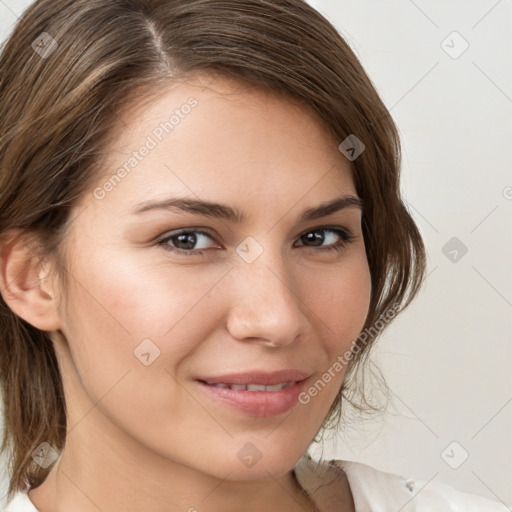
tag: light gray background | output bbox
[0,0,511,508]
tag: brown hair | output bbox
[0,0,426,500]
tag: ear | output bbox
[0,229,62,332]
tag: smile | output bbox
[203,381,296,391]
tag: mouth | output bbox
[194,371,311,417]
[198,380,297,392]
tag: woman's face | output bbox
[49,74,372,481]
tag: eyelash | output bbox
[156,226,355,257]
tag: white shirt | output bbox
[2,456,507,511]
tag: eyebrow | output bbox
[132,194,364,223]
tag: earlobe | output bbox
[0,229,61,332]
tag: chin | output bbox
[220,444,305,481]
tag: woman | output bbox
[0,0,505,510]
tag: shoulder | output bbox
[2,491,38,512]
[330,458,507,512]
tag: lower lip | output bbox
[195,379,308,417]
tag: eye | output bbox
[157,230,217,255]
[294,227,355,253]
[156,226,355,256]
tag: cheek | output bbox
[58,250,218,444]
[296,258,371,413]
[60,247,228,383]
[308,254,372,353]
[68,245,218,334]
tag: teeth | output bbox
[208,381,295,391]
[246,384,267,391]
[264,383,289,391]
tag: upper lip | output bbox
[197,370,311,386]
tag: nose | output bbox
[225,248,309,347]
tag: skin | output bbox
[1,74,370,512]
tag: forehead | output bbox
[85,74,355,217]
[111,73,341,153]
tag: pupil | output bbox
[304,231,323,246]
[176,233,196,249]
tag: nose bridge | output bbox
[226,235,306,344]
